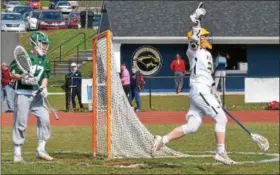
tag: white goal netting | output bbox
[93,31,186,158]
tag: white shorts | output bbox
[187,92,223,121]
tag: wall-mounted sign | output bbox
[132,46,162,76]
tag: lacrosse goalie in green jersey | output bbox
[10,31,53,163]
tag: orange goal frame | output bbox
[92,30,112,159]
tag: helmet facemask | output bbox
[200,35,212,50]
[187,28,212,50]
[30,32,50,57]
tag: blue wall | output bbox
[121,44,279,92]
[247,45,280,77]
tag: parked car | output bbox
[66,12,80,29]
[49,0,59,9]
[25,11,40,31]
[1,12,26,32]
[37,10,67,30]
[26,0,42,10]
[13,5,33,15]
[5,1,21,12]
[54,1,72,14]
[68,1,78,9]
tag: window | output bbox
[41,11,63,19]
[1,14,22,20]
[211,44,247,71]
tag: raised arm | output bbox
[187,2,207,50]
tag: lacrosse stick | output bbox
[14,45,59,120]
[222,107,269,152]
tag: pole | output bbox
[149,78,152,109]
[222,76,225,108]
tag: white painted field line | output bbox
[48,92,245,96]
[2,150,279,166]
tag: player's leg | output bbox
[174,71,179,93]
[31,95,53,161]
[5,85,14,111]
[221,71,226,93]
[134,89,141,111]
[153,98,203,152]
[77,87,84,109]
[197,92,235,164]
[12,94,31,162]
[178,72,184,93]
[130,89,135,107]
[71,88,77,110]
[214,71,221,90]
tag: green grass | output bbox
[1,124,279,174]
[47,94,269,112]
[20,29,97,61]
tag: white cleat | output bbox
[214,152,236,165]
[152,135,164,154]
[13,155,25,163]
[36,150,54,161]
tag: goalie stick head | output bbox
[14,45,33,74]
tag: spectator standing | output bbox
[120,63,130,100]
[66,63,84,111]
[170,54,187,94]
[214,52,228,92]
[1,63,14,112]
[130,67,141,112]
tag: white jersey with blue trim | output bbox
[215,56,227,70]
[187,46,215,91]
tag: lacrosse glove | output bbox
[21,73,38,85]
[190,6,207,24]
[38,85,48,98]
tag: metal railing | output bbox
[59,75,246,112]
[143,75,245,109]
[48,32,86,62]
[49,60,92,75]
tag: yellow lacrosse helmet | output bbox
[186,28,212,50]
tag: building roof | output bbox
[101,1,279,38]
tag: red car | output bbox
[38,10,67,30]
[67,12,81,29]
[27,0,42,10]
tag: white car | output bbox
[54,1,72,14]
[25,11,40,31]
[68,1,78,9]
[1,12,26,32]
[5,1,21,12]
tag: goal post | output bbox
[92,30,187,159]
[92,30,112,158]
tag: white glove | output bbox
[21,73,38,85]
[211,87,222,105]
[33,85,48,98]
[39,85,48,98]
[190,6,206,23]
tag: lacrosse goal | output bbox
[92,30,186,159]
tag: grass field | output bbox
[1,124,279,174]
[20,29,96,61]
[46,94,269,112]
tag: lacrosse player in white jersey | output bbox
[152,2,235,165]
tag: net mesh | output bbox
[14,46,32,73]
[93,31,187,158]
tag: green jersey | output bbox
[10,51,51,91]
